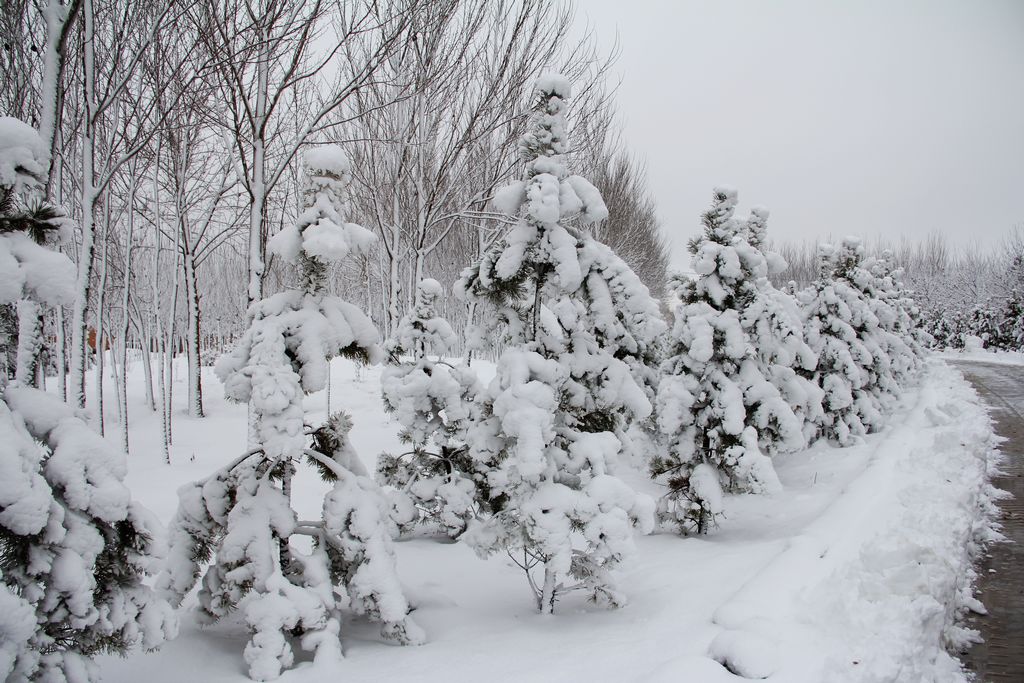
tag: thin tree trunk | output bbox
[246,25,269,307]
[152,143,170,464]
[387,223,402,336]
[54,137,67,400]
[108,323,121,423]
[114,334,126,421]
[38,0,79,187]
[94,228,109,435]
[377,251,388,332]
[183,251,203,417]
[362,255,373,329]
[464,300,476,365]
[465,223,488,365]
[155,324,169,463]
[163,206,182,446]
[137,322,156,411]
[540,564,557,615]
[279,463,294,571]
[164,277,179,447]
[69,0,97,409]
[244,31,270,445]
[118,171,136,454]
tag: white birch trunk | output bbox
[162,189,183,448]
[386,220,402,336]
[38,0,76,184]
[183,252,203,417]
[93,230,108,435]
[244,29,270,446]
[246,26,269,306]
[155,328,169,463]
[134,313,155,411]
[69,0,96,409]
[117,172,136,454]
[540,565,557,615]
[152,145,170,464]
[164,268,180,449]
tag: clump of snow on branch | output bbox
[0,116,46,194]
[0,231,76,306]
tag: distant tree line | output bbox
[772,228,1024,351]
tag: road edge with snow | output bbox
[672,359,1006,682]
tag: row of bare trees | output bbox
[0,0,669,454]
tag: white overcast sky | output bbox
[576,0,1024,268]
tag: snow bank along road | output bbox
[97,359,1001,682]
[954,361,1024,682]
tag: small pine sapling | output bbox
[160,147,422,682]
[740,206,824,448]
[654,188,801,535]
[456,74,657,614]
[798,238,890,445]
[862,251,926,385]
[377,278,484,538]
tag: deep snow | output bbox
[85,355,1001,682]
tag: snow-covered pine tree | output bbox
[569,236,669,466]
[1,389,178,683]
[862,251,926,384]
[966,302,1002,349]
[377,278,484,538]
[798,237,890,445]
[0,117,175,683]
[896,272,933,357]
[384,278,458,359]
[1003,290,1024,352]
[159,147,422,681]
[455,74,657,614]
[653,188,797,534]
[0,116,74,386]
[923,306,964,350]
[740,206,824,449]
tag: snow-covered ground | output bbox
[937,348,1024,367]
[90,355,1001,682]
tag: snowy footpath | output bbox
[95,358,1001,683]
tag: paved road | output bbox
[953,361,1024,682]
